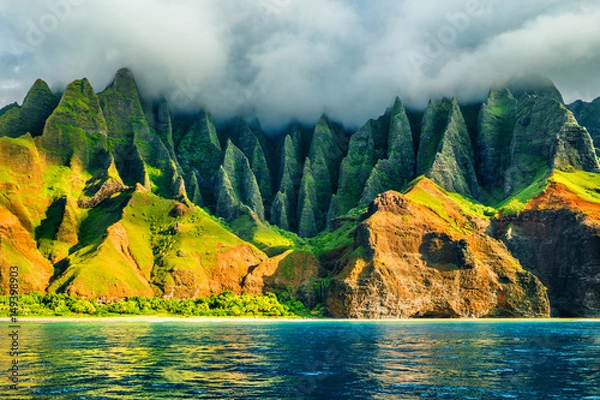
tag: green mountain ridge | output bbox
[1,69,600,318]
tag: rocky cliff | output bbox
[494,172,600,317]
[569,97,600,156]
[1,69,600,318]
[326,182,550,318]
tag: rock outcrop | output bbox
[99,68,183,199]
[326,182,550,318]
[477,86,518,192]
[215,140,265,221]
[0,208,54,294]
[229,118,273,205]
[495,179,600,317]
[569,97,600,155]
[243,250,320,303]
[504,95,600,196]
[418,98,480,199]
[270,134,302,231]
[77,179,129,209]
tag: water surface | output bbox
[1,320,599,399]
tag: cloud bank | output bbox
[1,0,600,129]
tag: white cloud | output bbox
[0,0,599,129]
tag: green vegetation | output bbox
[406,183,452,221]
[99,68,180,198]
[416,99,451,175]
[309,116,344,182]
[425,99,480,198]
[37,78,112,176]
[229,213,307,257]
[496,168,550,215]
[271,134,301,230]
[216,140,265,220]
[0,135,49,228]
[357,98,415,208]
[330,121,377,218]
[477,85,517,190]
[447,192,497,218]
[4,69,600,318]
[550,170,600,203]
[297,159,320,237]
[304,116,344,231]
[568,98,600,153]
[0,106,21,137]
[176,111,223,185]
[311,152,333,218]
[310,212,362,256]
[123,190,259,281]
[405,178,491,233]
[230,118,273,201]
[43,166,77,199]
[0,79,59,138]
[0,291,319,318]
[360,158,410,207]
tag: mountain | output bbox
[0,79,59,138]
[1,68,599,318]
[327,182,549,318]
[418,98,480,199]
[328,97,415,221]
[493,171,600,317]
[568,97,600,156]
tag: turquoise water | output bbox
[1,320,599,399]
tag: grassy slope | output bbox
[0,135,49,229]
[47,188,269,298]
[229,213,303,257]
[403,169,600,221]
[122,190,266,291]
[550,170,600,204]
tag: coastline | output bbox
[1,316,599,323]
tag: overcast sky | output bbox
[1,0,599,129]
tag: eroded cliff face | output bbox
[2,69,599,318]
[495,182,600,317]
[326,185,550,318]
[0,208,53,294]
[243,250,321,307]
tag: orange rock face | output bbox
[243,250,321,305]
[327,188,550,318]
[0,208,54,294]
[496,182,600,317]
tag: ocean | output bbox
[1,320,599,399]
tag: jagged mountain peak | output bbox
[507,74,564,103]
[67,78,96,96]
[3,69,600,318]
[105,67,139,97]
[0,78,59,138]
[22,79,54,104]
